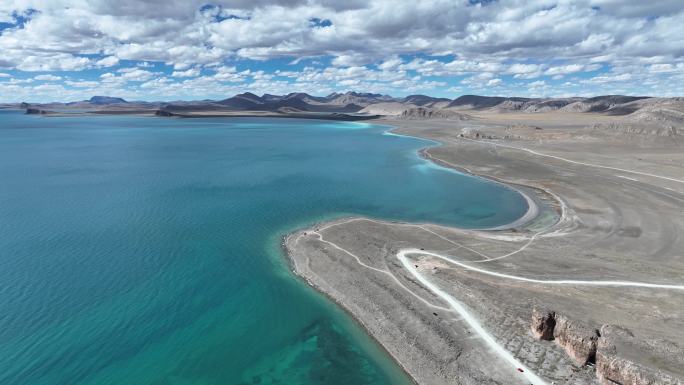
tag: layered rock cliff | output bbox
[596,325,683,385]
[530,309,683,385]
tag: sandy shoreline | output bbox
[417,147,549,231]
[285,114,684,385]
[385,124,554,233]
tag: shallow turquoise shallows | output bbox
[0,111,528,385]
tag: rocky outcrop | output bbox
[530,308,599,365]
[627,99,684,129]
[531,310,684,385]
[589,122,680,137]
[531,308,556,340]
[596,325,684,385]
[553,315,600,366]
[400,107,471,120]
[360,102,416,116]
[327,91,393,107]
[154,109,177,117]
[25,108,50,115]
[561,96,651,113]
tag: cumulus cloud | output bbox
[487,78,502,86]
[581,72,632,84]
[2,1,683,67]
[171,67,201,77]
[116,67,158,81]
[544,64,602,76]
[0,0,682,101]
[96,56,120,67]
[507,63,543,79]
[64,80,99,88]
[34,74,62,81]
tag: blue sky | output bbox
[0,1,683,102]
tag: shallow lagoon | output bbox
[0,112,527,385]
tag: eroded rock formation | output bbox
[531,308,556,340]
[531,309,684,385]
[596,325,683,385]
[552,315,600,366]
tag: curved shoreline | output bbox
[282,120,561,385]
[418,147,550,231]
[382,123,556,231]
[283,117,684,385]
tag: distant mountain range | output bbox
[7,92,683,126]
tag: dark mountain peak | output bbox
[234,92,263,103]
[89,96,127,104]
[583,95,649,104]
[261,93,284,102]
[283,92,331,104]
[217,93,264,109]
[403,94,451,106]
[346,91,383,98]
[272,97,310,111]
[284,92,312,100]
[448,95,531,108]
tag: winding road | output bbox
[296,135,684,384]
[399,248,684,291]
[303,222,683,385]
[397,252,549,385]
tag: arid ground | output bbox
[286,110,684,385]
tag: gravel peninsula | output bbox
[285,109,684,385]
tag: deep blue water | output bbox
[0,111,527,385]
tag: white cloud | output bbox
[647,63,683,73]
[487,78,502,86]
[0,0,682,101]
[117,67,158,81]
[507,63,543,79]
[461,72,495,88]
[544,64,584,76]
[171,67,201,77]
[34,74,62,81]
[0,0,681,71]
[65,80,100,88]
[581,72,632,84]
[377,56,403,71]
[96,56,120,67]
[543,63,603,77]
[0,51,92,71]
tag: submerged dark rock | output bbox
[154,109,177,117]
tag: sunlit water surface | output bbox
[0,111,528,385]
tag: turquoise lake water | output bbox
[0,111,528,385]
